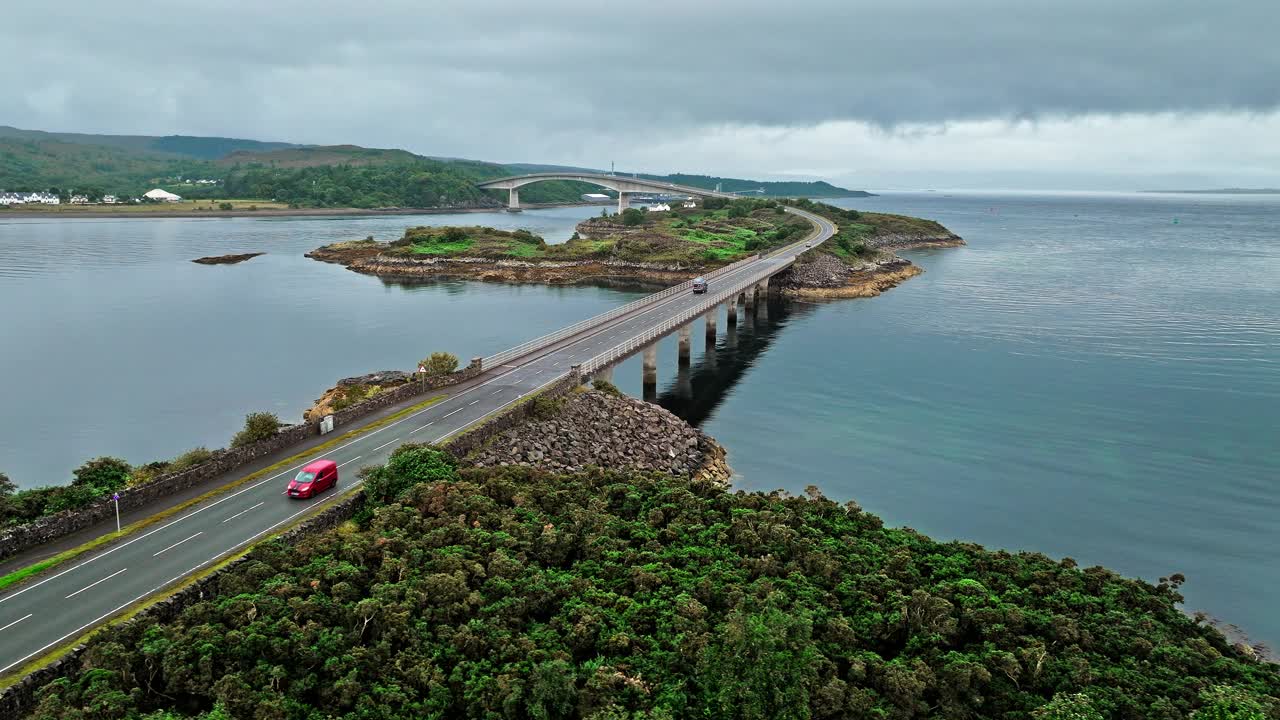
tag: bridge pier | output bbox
[506,187,521,212]
[743,288,756,313]
[617,192,631,214]
[678,325,691,366]
[759,276,770,295]
[642,344,658,398]
[704,309,717,344]
[726,298,737,326]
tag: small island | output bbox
[191,252,264,265]
[308,199,963,298]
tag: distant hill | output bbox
[0,125,874,206]
[0,137,216,194]
[218,145,423,168]
[0,125,300,160]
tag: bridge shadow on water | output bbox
[650,296,817,427]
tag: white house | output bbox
[70,195,90,204]
[143,188,182,203]
[647,203,671,212]
[102,195,118,204]
[682,201,697,208]
[1,191,61,205]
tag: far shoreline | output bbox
[0,201,612,221]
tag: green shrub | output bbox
[230,412,281,448]
[528,394,564,419]
[170,447,215,472]
[360,444,456,508]
[0,471,14,497]
[702,197,728,210]
[72,457,131,492]
[591,378,623,396]
[420,352,459,376]
[217,202,233,211]
[621,207,645,226]
[42,484,102,515]
[511,229,545,246]
[442,226,468,242]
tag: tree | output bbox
[230,412,281,448]
[702,197,728,210]
[420,352,459,376]
[621,207,645,226]
[442,227,468,242]
[71,457,132,492]
[0,471,15,497]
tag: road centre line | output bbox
[153,532,203,558]
[1,247,805,607]
[221,502,264,523]
[371,437,401,453]
[0,614,32,633]
[0,236,827,671]
[65,568,127,599]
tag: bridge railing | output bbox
[574,207,835,375]
[577,258,783,376]
[482,206,832,372]
[480,253,759,370]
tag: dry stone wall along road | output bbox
[0,207,834,677]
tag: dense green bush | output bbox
[229,412,281,448]
[358,443,456,508]
[71,456,132,491]
[26,466,1280,719]
[621,207,645,226]
[419,351,459,377]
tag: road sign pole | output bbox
[112,493,121,532]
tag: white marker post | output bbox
[111,492,121,532]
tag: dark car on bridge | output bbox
[692,277,707,294]
[287,459,338,499]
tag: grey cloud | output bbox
[1,0,1278,185]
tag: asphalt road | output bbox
[0,207,834,675]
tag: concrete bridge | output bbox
[476,171,739,213]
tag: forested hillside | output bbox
[1,125,873,208]
[23,446,1280,719]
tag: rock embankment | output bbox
[192,252,264,265]
[774,251,924,299]
[868,232,965,251]
[466,389,731,484]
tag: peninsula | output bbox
[309,198,963,298]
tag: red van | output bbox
[287,459,338,499]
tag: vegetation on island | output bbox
[21,445,1280,719]
[785,198,958,260]
[343,198,815,267]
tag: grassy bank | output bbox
[18,446,1280,718]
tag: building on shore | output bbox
[102,195,118,204]
[143,188,182,203]
[0,191,61,205]
[581,193,611,203]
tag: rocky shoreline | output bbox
[466,388,732,485]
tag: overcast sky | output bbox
[3,0,1278,190]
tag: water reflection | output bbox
[655,296,816,425]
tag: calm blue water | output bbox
[1,192,1277,645]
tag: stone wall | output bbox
[443,371,583,459]
[0,360,483,563]
[0,492,365,718]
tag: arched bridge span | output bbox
[476,172,739,212]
